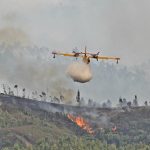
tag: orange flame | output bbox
[67,114,94,134]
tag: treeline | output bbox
[0,83,64,103]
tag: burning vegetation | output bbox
[67,114,94,134]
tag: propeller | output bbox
[72,47,79,53]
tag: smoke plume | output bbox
[0,43,75,103]
[0,27,30,46]
[66,62,92,83]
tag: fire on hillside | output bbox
[67,114,94,135]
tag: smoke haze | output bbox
[0,0,150,105]
[0,44,75,103]
[0,43,150,104]
[0,27,30,46]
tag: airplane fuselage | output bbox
[82,56,90,64]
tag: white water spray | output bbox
[66,62,92,83]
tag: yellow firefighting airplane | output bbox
[52,47,120,64]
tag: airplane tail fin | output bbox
[85,46,87,56]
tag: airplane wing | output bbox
[89,55,120,63]
[57,52,76,57]
[52,51,83,57]
[97,56,120,60]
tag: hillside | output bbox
[0,94,150,150]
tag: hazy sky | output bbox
[0,0,150,104]
[0,0,150,66]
